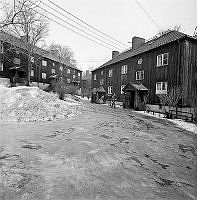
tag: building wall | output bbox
[0,40,82,87]
[92,39,197,106]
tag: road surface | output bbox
[0,101,196,200]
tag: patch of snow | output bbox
[136,111,197,134]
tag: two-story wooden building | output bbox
[0,31,82,89]
[92,30,197,109]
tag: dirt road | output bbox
[0,101,196,200]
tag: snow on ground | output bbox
[137,111,197,134]
[0,85,82,122]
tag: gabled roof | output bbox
[123,82,148,92]
[0,31,82,71]
[93,31,195,71]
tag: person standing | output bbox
[111,93,116,108]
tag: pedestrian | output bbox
[111,93,116,108]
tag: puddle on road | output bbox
[99,134,112,140]
[156,176,174,186]
[144,154,169,169]
[119,137,129,143]
[178,144,196,155]
[21,144,42,150]
[0,154,19,160]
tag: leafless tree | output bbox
[48,43,77,67]
[157,86,183,118]
[0,0,49,85]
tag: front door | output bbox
[130,91,135,108]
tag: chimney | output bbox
[112,51,119,59]
[132,36,145,49]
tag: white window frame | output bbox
[42,60,47,66]
[101,70,103,75]
[60,65,63,71]
[108,86,113,94]
[30,69,34,77]
[156,82,168,94]
[73,74,76,79]
[0,62,3,71]
[30,56,34,63]
[78,72,80,77]
[109,69,113,77]
[67,69,70,73]
[53,62,55,67]
[121,85,126,94]
[42,72,46,79]
[121,65,127,74]
[0,42,3,53]
[136,70,144,80]
[94,74,96,80]
[100,79,104,85]
[157,53,169,67]
[67,78,70,83]
[51,68,55,74]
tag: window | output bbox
[156,82,168,94]
[121,85,126,94]
[42,73,46,79]
[30,56,34,63]
[42,60,47,66]
[94,74,96,80]
[13,58,20,65]
[0,62,3,71]
[53,63,55,67]
[101,70,103,75]
[121,65,127,74]
[67,78,70,83]
[67,69,70,73]
[136,70,144,80]
[100,79,104,85]
[51,68,55,74]
[60,65,63,71]
[30,70,34,77]
[73,70,75,73]
[78,72,80,77]
[157,53,169,67]
[108,86,113,94]
[0,43,3,53]
[73,74,75,79]
[109,69,113,77]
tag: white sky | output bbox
[5,0,197,71]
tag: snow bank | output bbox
[136,111,197,134]
[0,85,82,122]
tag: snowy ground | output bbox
[0,101,196,200]
[136,111,197,134]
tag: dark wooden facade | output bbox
[92,31,197,107]
[0,33,82,87]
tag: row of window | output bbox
[107,82,168,95]
[30,69,78,80]
[97,70,144,85]
[94,52,169,80]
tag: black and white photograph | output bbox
[0,0,196,199]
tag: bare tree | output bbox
[48,43,77,67]
[47,43,78,99]
[0,0,49,85]
[157,86,183,118]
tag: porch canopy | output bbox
[97,86,105,93]
[122,82,148,92]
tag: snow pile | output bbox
[0,86,82,122]
[137,111,197,134]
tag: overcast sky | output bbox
[10,0,197,71]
